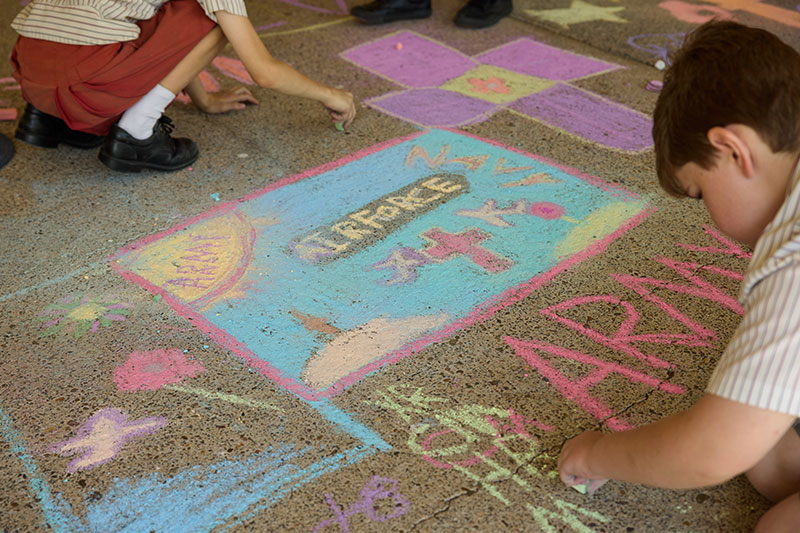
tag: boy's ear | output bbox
[707,126,755,178]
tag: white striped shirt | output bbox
[11,0,247,46]
[707,158,800,415]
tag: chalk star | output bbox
[51,407,167,473]
[525,0,627,29]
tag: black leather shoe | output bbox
[351,0,431,24]
[15,103,105,149]
[454,0,512,28]
[98,116,198,173]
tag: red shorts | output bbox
[11,0,216,135]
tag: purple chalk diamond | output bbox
[366,89,497,128]
[510,84,652,152]
[341,31,476,88]
[476,38,618,81]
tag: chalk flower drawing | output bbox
[38,294,130,338]
[114,348,205,391]
[115,348,281,411]
[50,407,167,473]
[528,201,566,220]
[469,76,510,94]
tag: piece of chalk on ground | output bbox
[645,80,663,92]
[571,484,588,494]
[395,42,403,50]
[654,59,666,71]
[334,122,345,132]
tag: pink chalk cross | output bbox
[50,407,167,473]
[421,227,512,273]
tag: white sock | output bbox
[117,84,176,140]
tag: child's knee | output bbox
[755,493,800,533]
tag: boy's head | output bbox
[653,21,800,198]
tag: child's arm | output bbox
[184,76,259,114]
[214,11,356,128]
[558,393,795,489]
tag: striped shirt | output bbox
[707,157,800,416]
[11,0,247,45]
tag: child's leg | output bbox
[746,420,800,501]
[747,421,800,531]
[754,493,800,533]
[117,27,227,139]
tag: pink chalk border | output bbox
[108,129,653,401]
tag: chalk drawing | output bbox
[49,407,167,473]
[110,129,649,445]
[527,498,610,533]
[176,56,254,105]
[506,336,684,431]
[704,0,800,29]
[507,226,749,430]
[0,76,21,90]
[4,400,373,531]
[369,385,608,531]
[38,294,130,338]
[114,348,281,410]
[313,476,410,532]
[0,405,84,530]
[626,33,686,66]
[342,33,652,152]
[114,348,205,391]
[523,0,628,29]
[659,0,734,24]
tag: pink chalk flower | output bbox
[528,201,566,220]
[114,348,205,391]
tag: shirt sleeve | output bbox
[196,0,247,22]
[706,260,800,416]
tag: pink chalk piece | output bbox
[114,348,205,391]
[211,56,255,85]
[0,108,18,121]
[645,80,663,92]
[395,42,403,50]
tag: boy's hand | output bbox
[323,88,356,129]
[558,430,609,494]
[196,86,258,114]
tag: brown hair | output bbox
[653,20,800,196]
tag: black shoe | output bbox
[351,0,431,24]
[98,116,198,173]
[454,0,512,28]
[15,103,105,149]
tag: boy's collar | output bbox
[789,153,800,197]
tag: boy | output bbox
[10,0,355,173]
[557,21,800,532]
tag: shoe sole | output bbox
[15,129,106,150]
[98,151,199,173]
[352,8,431,24]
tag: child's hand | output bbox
[196,86,259,114]
[323,88,356,129]
[558,430,608,495]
